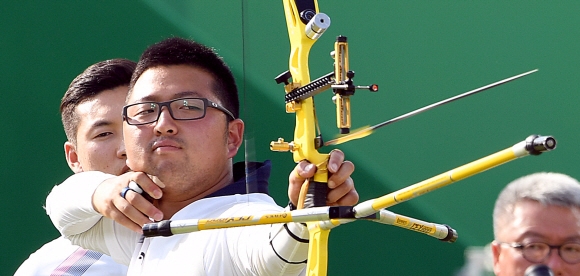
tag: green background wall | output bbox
[2,1,579,275]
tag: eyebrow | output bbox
[137,91,203,102]
[518,231,580,243]
[88,120,113,130]
[518,232,547,240]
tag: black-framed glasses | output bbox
[123,97,235,126]
[499,242,580,264]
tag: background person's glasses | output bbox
[499,242,580,264]
[123,97,235,125]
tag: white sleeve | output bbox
[67,217,138,266]
[265,222,309,274]
[221,204,309,276]
[45,171,115,235]
[271,222,309,261]
[45,171,138,265]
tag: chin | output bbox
[146,162,174,177]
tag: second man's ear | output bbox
[64,141,83,173]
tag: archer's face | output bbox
[68,86,128,176]
[492,200,580,276]
[123,65,242,200]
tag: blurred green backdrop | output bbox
[2,1,579,275]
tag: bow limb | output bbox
[282,1,330,275]
[283,0,329,180]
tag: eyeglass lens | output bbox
[125,98,206,124]
[522,243,580,264]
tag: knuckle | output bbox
[118,203,131,213]
[345,177,354,187]
[144,206,157,217]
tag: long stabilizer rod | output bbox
[353,134,556,218]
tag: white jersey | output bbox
[46,171,309,275]
[14,236,127,276]
[127,194,307,276]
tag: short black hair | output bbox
[60,58,136,144]
[130,37,239,120]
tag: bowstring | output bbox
[241,0,253,204]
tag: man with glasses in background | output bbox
[492,172,580,275]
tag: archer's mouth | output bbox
[152,139,182,152]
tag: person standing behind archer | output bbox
[14,59,134,275]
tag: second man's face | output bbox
[72,86,129,175]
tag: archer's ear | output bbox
[64,141,83,173]
[226,119,244,159]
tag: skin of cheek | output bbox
[494,202,580,276]
[124,126,148,172]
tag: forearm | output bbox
[45,171,137,265]
[228,207,309,275]
[67,216,137,266]
[45,171,115,235]
[266,222,309,275]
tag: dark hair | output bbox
[130,37,239,120]
[60,58,136,144]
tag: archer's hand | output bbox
[92,172,164,233]
[288,149,358,206]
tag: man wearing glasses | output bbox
[47,37,358,275]
[492,172,580,275]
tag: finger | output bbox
[327,149,345,173]
[124,191,163,222]
[327,160,354,189]
[116,192,152,226]
[288,162,316,205]
[326,178,359,206]
[133,173,163,200]
[107,202,145,233]
[332,189,359,206]
[326,177,356,205]
[295,161,316,179]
